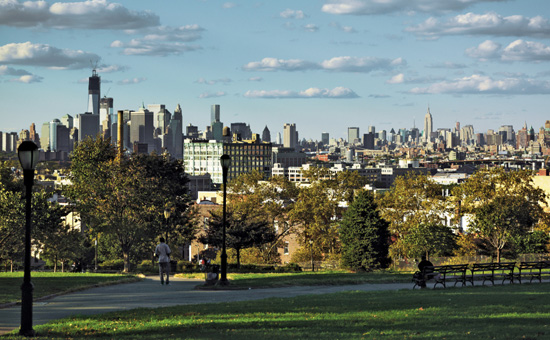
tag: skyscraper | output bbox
[348,127,360,144]
[424,107,433,142]
[321,132,329,146]
[211,104,220,125]
[283,123,297,148]
[262,126,271,142]
[87,68,100,115]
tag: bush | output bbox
[275,263,302,272]
[179,261,200,273]
[99,259,124,271]
[136,259,156,274]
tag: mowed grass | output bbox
[2,283,548,339]
[0,272,139,304]
[178,270,413,288]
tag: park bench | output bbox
[469,262,516,286]
[515,261,550,284]
[412,264,469,289]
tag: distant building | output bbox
[183,138,272,184]
[424,107,433,143]
[348,127,360,145]
[262,126,271,142]
[283,123,297,149]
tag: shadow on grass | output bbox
[18,284,550,340]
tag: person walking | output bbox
[155,237,171,285]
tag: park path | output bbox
[0,276,412,335]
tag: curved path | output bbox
[0,276,412,335]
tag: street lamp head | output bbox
[220,154,231,170]
[18,141,39,171]
[164,209,171,219]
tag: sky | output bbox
[1,0,550,141]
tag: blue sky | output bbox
[1,0,550,140]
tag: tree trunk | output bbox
[54,255,57,272]
[496,248,501,263]
[123,251,130,273]
[236,248,241,269]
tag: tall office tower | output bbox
[87,68,100,115]
[49,119,60,151]
[56,124,70,152]
[211,104,220,124]
[29,123,40,147]
[1,132,18,152]
[231,123,252,140]
[461,125,475,145]
[276,132,282,145]
[379,130,387,142]
[186,124,199,138]
[40,122,50,151]
[368,126,375,134]
[77,112,100,142]
[348,127,360,145]
[499,125,515,145]
[100,97,113,136]
[424,107,433,142]
[321,132,329,146]
[262,126,271,142]
[130,104,155,153]
[455,121,460,134]
[60,114,74,130]
[283,123,297,148]
[363,133,375,149]
[167,103,183,158]
[148,104,171,134]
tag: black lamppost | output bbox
[309,239,314,272]
[219,154,231,285]
[18,141,39,337]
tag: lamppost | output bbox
[18,141,39,337]
[164,209,171,243]
[219,154,231,285]
[309,239,314,272]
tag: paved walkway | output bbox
[0,276,412,335]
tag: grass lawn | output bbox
[3,283,548,339]
[0,272,140,304]
[178,270,413,289]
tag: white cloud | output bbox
[10,74,43,83]
[329,22,357,33]
[199,91,227,98]
[0,0,159,29]
[466,39,550,62]
[117,77,146,85]
[321,56,405,72]
[321,0,507,16]
[243,56,404,73]
[222,2,237,9]
[387,73,404,84]
[280,9,306,19]
[111,25,205,56]
[0,42,101,69]
[427,62,468,69]
[248,76,263,82]
[303,24,319,32]
[407,12,550,38]
[242,58,321,71]
[195,77,232,85]
[409,74,550,95]
[0,65,32,76]
[96,64,127,73]
[244,87,359,99]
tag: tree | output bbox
[452,168,547,262]
[339,190,390,270]
[377,173,452,260]
[199,206,275,267]
[65,138,196,272]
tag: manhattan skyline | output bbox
[1,0,550,140]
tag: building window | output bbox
[274,220,279,232]
[284,242,289,255]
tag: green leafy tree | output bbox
[339,190,390,270]
[452,168,547,262]
[199,206,275,267]
[377,173,452,260]
[65,138,196,272]
[225,171,298,263]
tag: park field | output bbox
[2,282,549,339]
[0,272,139,304]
